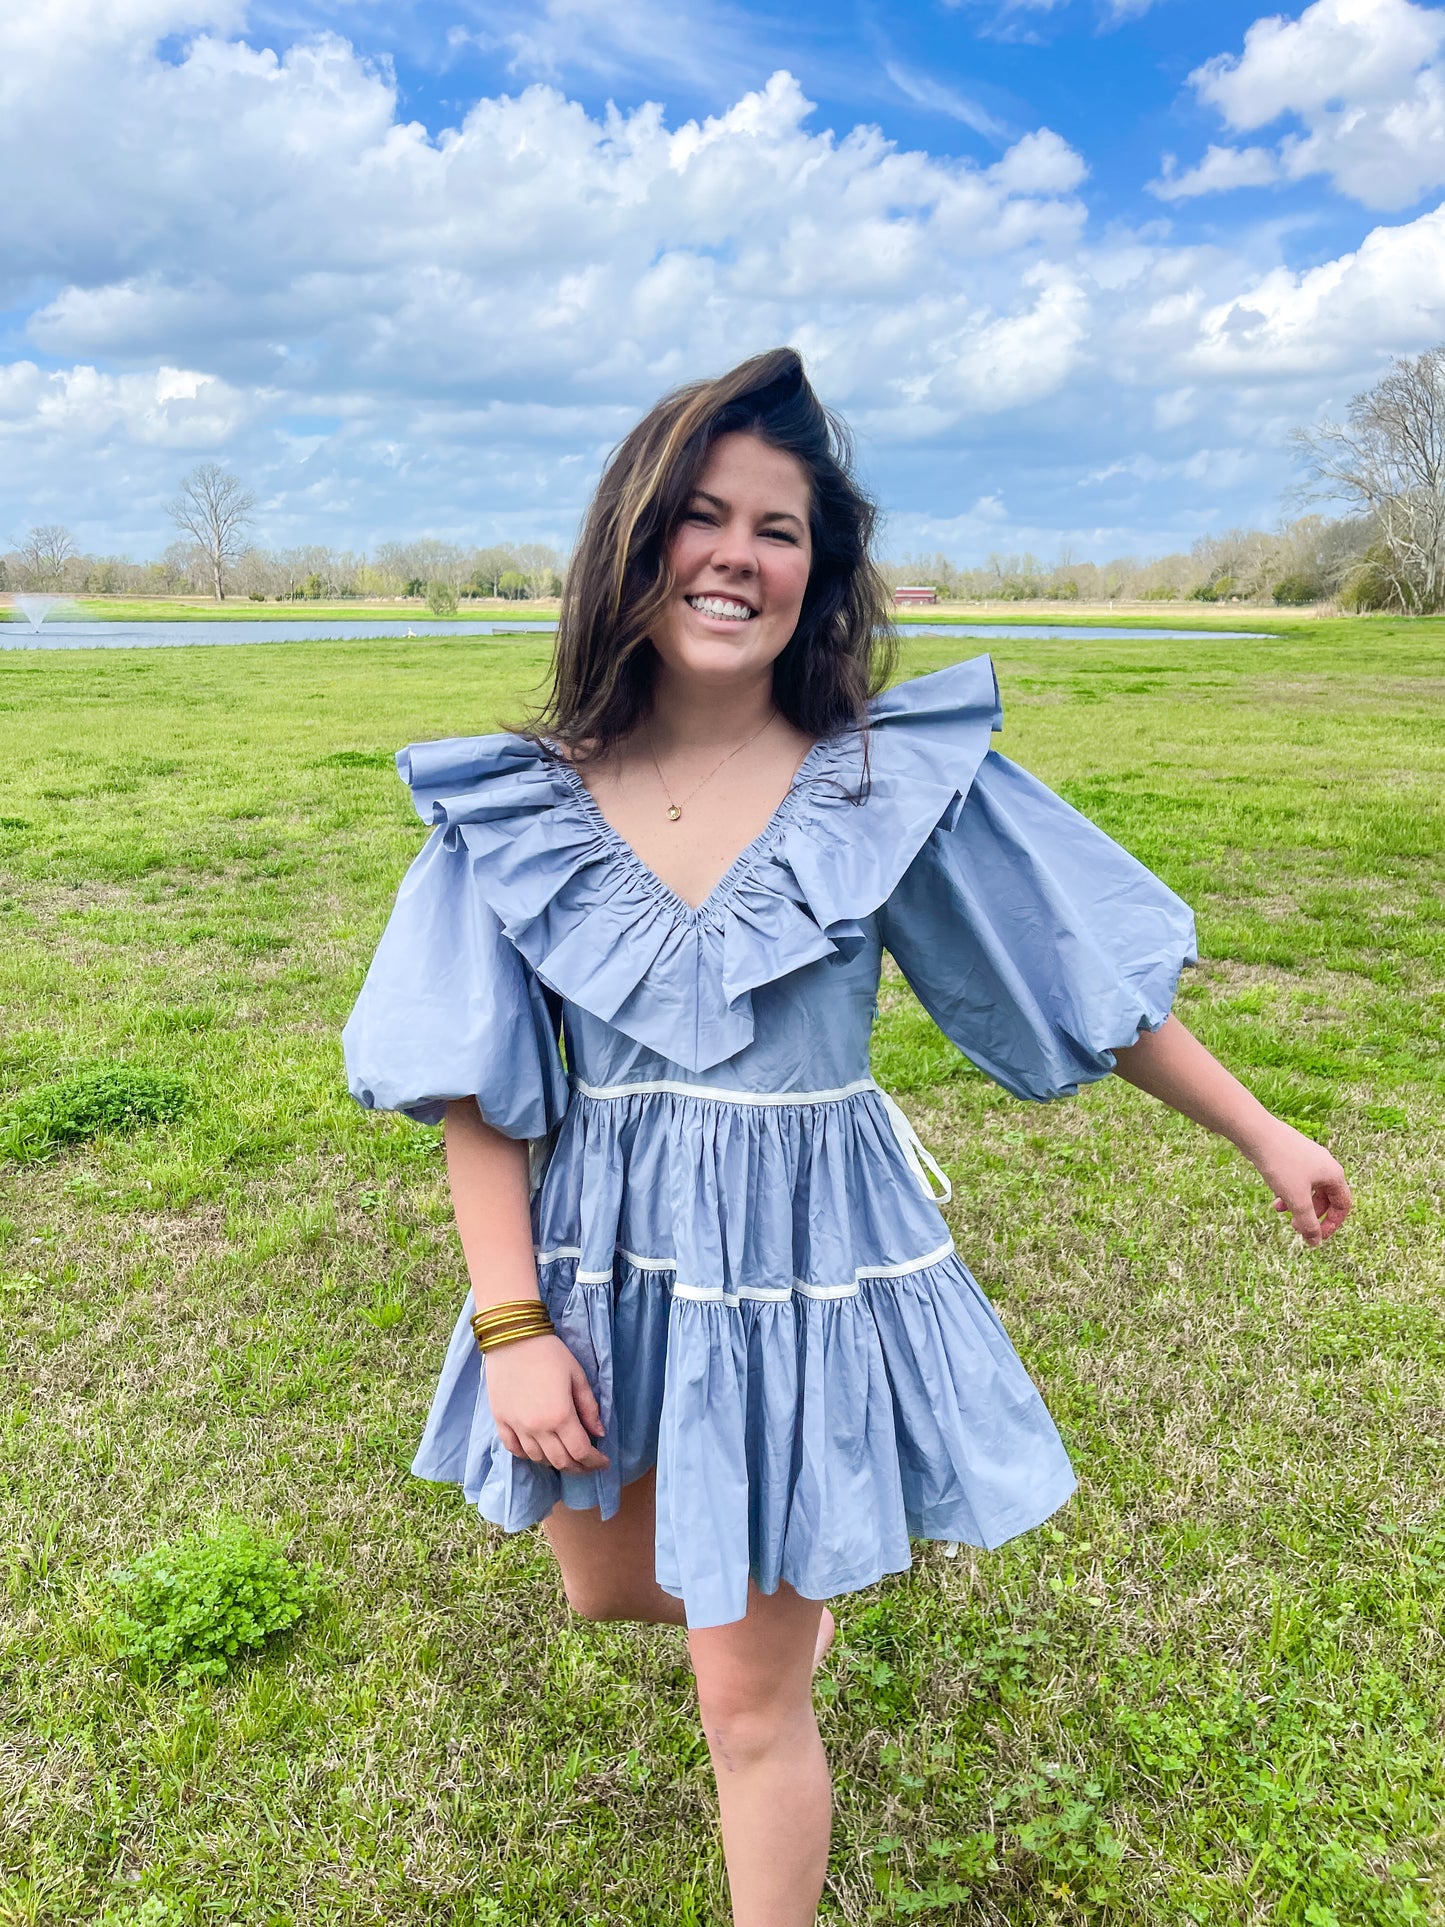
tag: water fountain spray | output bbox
[12,595,67,631]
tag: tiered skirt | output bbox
[412,1083,1076,1628]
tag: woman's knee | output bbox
[692,1675,811,1769]
[689,1646,816,1760]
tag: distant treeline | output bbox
[0,535,566,605]
[1,514,1390,610]
[882,514,1384,608]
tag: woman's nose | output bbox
[708,520,759,575]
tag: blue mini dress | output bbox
[342,654,1197,1628]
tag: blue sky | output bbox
[5,0,1445,563]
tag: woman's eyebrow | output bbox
[690,488,805,529]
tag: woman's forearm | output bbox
[442,1097,542,1312]
[1108,1012,1351,1245]
[1108,1012,1279,1158]
[441,1100,609,1473]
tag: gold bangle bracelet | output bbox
[481,1325,558,1356]
[477,1324,554,1354]
[470,1299,547,1323]
[470,1309,553,1345]
[473,1318,553,1345]
[470,1305,551,1332]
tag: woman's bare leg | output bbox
[540,1466,836,1668]
[541,1473,836,1920]
[688,1578,833,1927]
[540,1464,687,1623]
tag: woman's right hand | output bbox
[483,1332,611,1472]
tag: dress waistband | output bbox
[567,1073,952,1205]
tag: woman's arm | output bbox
[1109,1014,1352,1246]
[444,1096,545,1313]
[443,1099,609,1472]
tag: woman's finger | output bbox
[1315,1176,1353,1239]
[496,1420,523,1458]
[570,1366,606,1438]
[1281,1186,1322,1244]
[538,1431,582,1473]
[557,1416,610,1471]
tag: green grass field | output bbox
[1,622,1442,1925]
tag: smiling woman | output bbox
[341,346,1350,1927]
[537,346,895,759]
[574,431,822,894]
[524,350,898,911]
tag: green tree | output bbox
[1339,545,1396,611]
[1272,573,1318,606]
[468,546,518,597]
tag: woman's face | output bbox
[653,430,813,688]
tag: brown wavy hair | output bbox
[529,346,895,758]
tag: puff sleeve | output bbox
[877,749,1197,1102]
[342,823,570,1136]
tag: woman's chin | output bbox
[654,619,790,685]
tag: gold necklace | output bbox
[645,709,780,822]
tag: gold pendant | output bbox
[667,804,682,821]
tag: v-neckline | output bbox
[548,737,832,924]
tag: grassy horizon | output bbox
[1,619,1442,1924]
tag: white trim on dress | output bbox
[568,1073,953,1204]
[532,1237,959,1304]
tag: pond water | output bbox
[0,617,560,649]
[0,616,1271,651]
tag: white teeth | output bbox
[686,595,755,621]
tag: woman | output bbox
[342,348,1351,1926]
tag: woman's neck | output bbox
[647,666,777,754]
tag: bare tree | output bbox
[466,544,518,597]
[17,524,78,588]
[167,464,255,600]
[1293,347,1445,612]
[511,541,566,597]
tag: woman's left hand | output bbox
[1247,1122,1353,1247]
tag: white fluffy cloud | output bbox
[2,34,1087,379]
[5,0,1445,557]
[1155,0,1445,209]
[1151,143,1283,201]
[1,9,1104,542]
[1184,204,1445,374]
[0,363,256,446]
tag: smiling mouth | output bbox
[685,593,757,622]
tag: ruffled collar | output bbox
[545,735,836,930]
[397,654,1001,1073]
